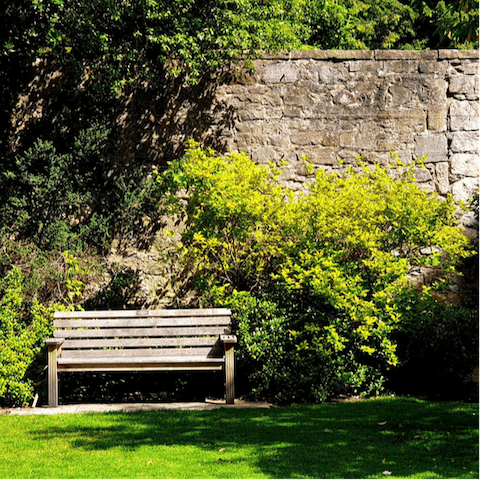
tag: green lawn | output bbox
[0,397,478,479]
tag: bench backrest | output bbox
[53,308,232,360]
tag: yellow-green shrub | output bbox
[159,143,476,402]
[0,246,86,407]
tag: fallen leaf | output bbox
[383,471,392,476]
[219,448,226,453]
[147,460,152,465]
[324,428,333,433]
[378,421,388,426]
[382,459,386,464]
[413,435,422,439]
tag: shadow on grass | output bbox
[31,398,478,479]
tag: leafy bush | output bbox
[0,267,64,407]
[388,287,478,399]
[158,143,475,402]
[0,241,94,406]
[0,123,163,254]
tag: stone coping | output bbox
[261,49,479,61]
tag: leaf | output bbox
[413,434,422,439]
[218,447,226,453]
[324,428,333,433]
[383,471,392,476]
[378,421,388,426]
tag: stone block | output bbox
[284,93,315,107]
[435,162,450,194]
[250,145,278,163]
[287,50,374,60]
[413,166,433,183]
[450,153,479,176]
[414,134,448,162]
[318,65,349,84]
[450,100,479,131]
[235,121,257,133]
[417,182,437,192]
[268,134,291,148]
[427,106,447,131]
[438,50,479,59]
[385,60,419,74]
[389,85,415,105]
[375,50,437,60]
[333,89,356,106]
[451,177,479,202]
[378,109,426,132]
[283,105,304,118]
[418,60,448,74]
[290,132,320,146]
[260,62,298,83]
[347,60,378,73]
[339,131,356,148]
[421,78,448,103]
[237,108,266,121]
[450,131,479,153]
[307,147,338,166]
[449,74,476,94]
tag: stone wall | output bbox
[210,50,478,203]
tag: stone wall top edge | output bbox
[438,49,479,59]
[260,49,479,61]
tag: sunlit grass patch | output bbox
[0,397,477,479]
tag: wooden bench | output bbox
[45,308,236,407]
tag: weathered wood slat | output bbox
[58,364,224,372]
[54,308,231,319]
[63,337,218,349]
[61,347,221,358]
[53,316,231,328]
[58,356,224,365]
[53,326,230,338]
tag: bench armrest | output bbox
[220,335,237,345]
[45,338,64,347]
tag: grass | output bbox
[0,397,478,479]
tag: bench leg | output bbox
[48,346,59,407]
[224,344,235,404]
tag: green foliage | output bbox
[411,0,479,48]
[297,0,419,50]
[0,263,78,407]
[0,238,98,406]
[389,288,479,398]
[2,0,476,92]
[0,123,163,254]
[159,144,475,402]
[2,0,304,89]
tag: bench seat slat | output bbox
[58,356,224,365]
[53,326,230,338]
[63,337,218,348]
[58,364,224,372]
[53,316,231,328]
[61,347,221,358]
[54,308,231,319]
